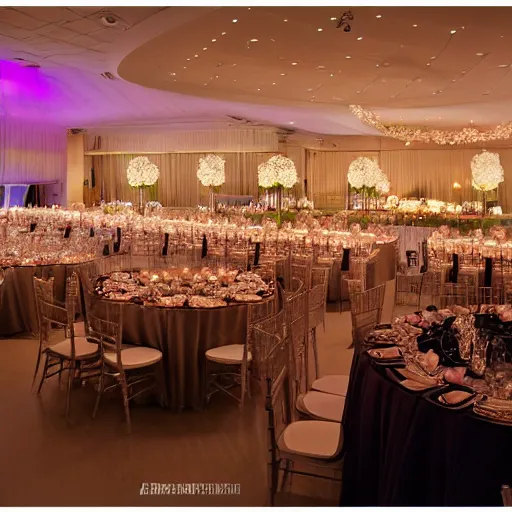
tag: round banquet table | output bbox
[94,299,264,412]
[0,261,95,337]
[341,353,512,506]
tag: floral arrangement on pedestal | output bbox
[197,154,226,210]
[471,150,504,216]
[258,155,298,222]
[348,156,390,210]
[126,156,160,212]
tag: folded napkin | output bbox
[438,390,473,405]
[368,346,401,360]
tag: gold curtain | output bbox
[87,152,277,207]
[308,148,512,212]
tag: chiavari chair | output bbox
[420,269,442,307]
[439,282,469,309]
[255,314,344,506]
[34,277,100,420]
[88,303,162,434]
[349,284,386,353]
[395,273,423,309]
[205,298,274,408]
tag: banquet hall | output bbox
[1,3,512,508]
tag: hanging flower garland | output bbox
[258,155,298,189]
[197,154,226,187]
[126,156,160,188]
[471,151,504,192]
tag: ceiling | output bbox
[2,6,512,135]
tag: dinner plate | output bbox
[367,346,402,360]
[424,384,477,410]
[385,367,443,393]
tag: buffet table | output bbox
[341,353,512,506]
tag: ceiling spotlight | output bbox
[357,36,363,40]
[336,11,353,32]
[330,73,334,77]
[186,58,190,61]
[331,17,337,20]
[476,52,484,56]
[212,39,217,42]
[376,14,382,18]
[292,62,298,65]
[289,121,294,124]
[499,64,510,68]
[450,29,457,34]
[203,47,207,50]
[318,28,323,32]
[280,73,286,76]
[272,82,276,85]
[405,141,411,146]
[346,55,351,59]
[170,72,176,76]
[250,38,258,42]
[194,54,199,58]
[284,19,288,22]
[257,88,261,91]
[232,19,238,23]
[413,24,418,27]
[221,32,226,35]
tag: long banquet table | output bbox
[0,262,94,337]
[341,353,512,506]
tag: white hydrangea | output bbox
[258,155,298,189]
[348,157,382,189]
[375,171,390,195]
[471,151,504,192]
[197,154,226,187]
[126,156,160,188]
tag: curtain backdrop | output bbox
[307,148,512,212]
[87,152,304,207]
[0,116,66,186]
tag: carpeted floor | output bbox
[0,277,413,507]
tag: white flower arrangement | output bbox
[258,155,298,189]
[348,157,389,193]
[126,156,160,188]
[197,154,226,187]
[471,151,504,192]
[297,197,314,210]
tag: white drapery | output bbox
[85,127,279,154]
[0,117,66,197]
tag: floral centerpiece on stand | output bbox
[126,156,160,213]
[258,155,298,224]
[348,157,390,210]
[471,150,504,216]
[197,154,226,211]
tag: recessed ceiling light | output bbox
[233,79,237,82]
[426,62,431,66]
[470,119,474,123]
[318,28,323,32]
[292,62,298,65]
[272,82,276,85]
[250,38,258,42]
[452,79,457,82]
[284,19,288,22]
[186,58,190,61]
[330,73,334,77]
[499,64,509,68]
[357,36,363,40]
[232,19,238,23]
[430,56,436,60]
[289,121,294,124]
[194,54,199,58]
[170,72,176,76]
[376,14,382,18]
[221,32,226,35]
[450,29,457,34]
[203,47,207,50]
[346,55,351,59]
[330,17,337,20]
[476,52,484,56]
[215,75,219,78]
[203,83,207,86]
[307,88,313,91]
[405,141,411,146]
[212,39,217,42]
[183,66,186,69]
[413,24,418,27]
[376,64,380,67]
[257,88,261,91]
[280,73,286,76]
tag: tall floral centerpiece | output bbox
[471,150,504,216]
[197,154,226,211]
[258,155,298,224]
[347,156,389,210]
[126,156,160,213]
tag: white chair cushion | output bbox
[73,321,86,337]
[296,391,346,422]
[49,337,99,359]
[205,344,252,365]
[104,346,162,370]
[278,420,343,459]
[311,374,349,397]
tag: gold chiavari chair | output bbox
[88,305,162,434]
[395,273,423,309]
[34,280,100,420]
[349,284,386,353]
[255,314,344,506]
[205,298,274,408]
[291,259,312,291]
[65,272,86,338]
[32,276,55,387]
[439,282,469,309]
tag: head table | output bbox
[341,352,512,506]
